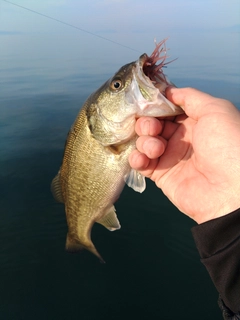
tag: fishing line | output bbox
[2,0,140,53]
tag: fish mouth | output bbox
[130,39,183,117]
[136,41,173,96]
[135,54,157,91]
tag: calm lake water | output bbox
[0,29,239,320]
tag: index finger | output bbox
[135,117,163,136]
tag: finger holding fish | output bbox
[136,135,167,159]
[128,149,161,178]
[134,117,164,136]
[134,115,183,142]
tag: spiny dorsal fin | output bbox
[124,169,146,193]
[51,172,64,203]
[97,206,121,231]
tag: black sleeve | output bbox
[191,208,240,318]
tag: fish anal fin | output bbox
[124,169,146,193]
[65,233,105,263]
[51,172,64,203]
[97,206,121,231]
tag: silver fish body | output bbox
[51,40,183,262]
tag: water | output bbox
[0,29,239,320]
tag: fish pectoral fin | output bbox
[97,206,121,231]
[124,169,146,193]
[51,172,64,203]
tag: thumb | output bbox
[166,87,236,120]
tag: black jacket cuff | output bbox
[191,208,240,314]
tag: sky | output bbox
[0,0,239,98]
[0,0,239,36]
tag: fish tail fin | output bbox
[65,233,105,264]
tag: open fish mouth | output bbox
[128,39,183,117]
[136,39,174,92]
[143,39,174,86]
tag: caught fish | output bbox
[51,39,183,262]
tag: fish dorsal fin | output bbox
[124,169,146,193]
[51,172,64,203]
[97,206,121,231]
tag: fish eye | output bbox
[110,79,122,91]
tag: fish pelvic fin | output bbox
[96,206,121,231]
[65,233,105,264]
[124,169,146,193]
[51,172,64,203]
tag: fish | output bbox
[51,39,183,263]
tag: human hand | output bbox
[129,87,240,224]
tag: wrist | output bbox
[197,197,240,224]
